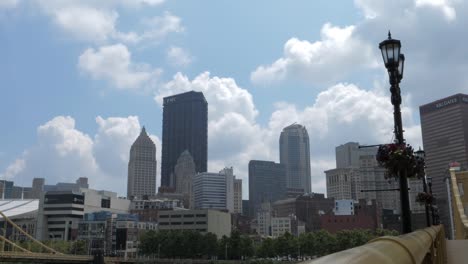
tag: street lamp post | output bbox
[414,149,431,227]
[379,31,412,233]
[427,177,437,224]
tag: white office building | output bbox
[325,142,400,213]
[193,168,235,212]
[36,188,130,241]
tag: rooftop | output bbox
[0,199,39,219]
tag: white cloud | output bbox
[0,0,20,9]
[156,72,258,122]
[415,0,456,20]
[0,159,25,180]
[167,46,192,67]
[52,6,118,43]
[34,1,180,44]
[78,43,161,90]
[1,115,160,196]
[251,23,378,85]
[140,12,184,42]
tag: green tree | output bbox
[256,238,275,258]
[240,235,254,259]
[274,232,298,257]
[201,232,218,258]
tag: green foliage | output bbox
[139,230,255,260]
[255,228,399,258]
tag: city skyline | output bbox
[2,1,468,198]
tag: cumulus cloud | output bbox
[1,115,160,196]
[167,46,192,67]
[0,159,25,180]
[251,23,378,85]
[0,0,20,9]
[78,43,162,90]
[156,72,258,122]
[34,1,180,44]
[352,0,466,106]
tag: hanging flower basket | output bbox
[416,192,433,204]
[376,144,425,179]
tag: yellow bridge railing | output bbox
[449,168,468,239]
[304,225,446,264]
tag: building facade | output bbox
[325,168,357,200]
[174,150,196,208]
[36,188,130,241]
[420,93,468,236]
[280,124,312,194]
[193,171,234,212]
[325,142,400,213]
[234,178,243,214]
[320,200,380,233]
[127,127,157,199]
[273,193,334,232]
[157,209,231,238]
[248,160,286,217]
[161,91,208,188]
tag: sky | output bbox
[1,0,467,198]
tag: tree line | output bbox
[139,229,399,259]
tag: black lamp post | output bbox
[427,177,437,224]
[379,31,412,233]
[415,149,431,227]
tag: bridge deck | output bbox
[0,252,93,263]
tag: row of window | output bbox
[159,214,206,218]
[159,221,206,225]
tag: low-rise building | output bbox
[36,188,130,241]
[130,198,184,222]
[271,216,291,237]
[273,193,334,232]
[0,199,39,240]
[157,209,231,238]
[320,199,381,233]
[78,211,156,257]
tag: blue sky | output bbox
[1,0,467,197]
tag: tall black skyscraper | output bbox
[161,91,208,187]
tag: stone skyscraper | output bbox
[174,150,196,208]
[127,127,157,199]
[279,124,312,194]
[161,91,208,188]
[420,93,468,236]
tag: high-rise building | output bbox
[234,178,243,214]
[174,150,196,208]
[161,91,208,188]
[248,160,286,217]
[32,178,45,199]
[279,124,312,194]
[193,170,234,212]
[325,142,400,212]
[420,93,468,235]
[127,127,157,199]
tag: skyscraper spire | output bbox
[127,126,157,199]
